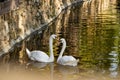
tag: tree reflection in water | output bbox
[0,0,120,80]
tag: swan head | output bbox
[51,34,57,39]
[60,38,66,43]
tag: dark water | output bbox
[0,0,120,80]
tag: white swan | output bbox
[26,34,56,63]
[57,38,79,66]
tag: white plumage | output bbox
[57,38,79,66]
[26,34,56,63]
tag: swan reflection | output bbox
[56,64,79,74]
[55,64,79,80]
[27,62,48,68]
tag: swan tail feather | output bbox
[26,48,31,57]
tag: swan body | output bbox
[26,49,50,62]
[26,34,56,63]
[57,38,79,66]
[58,56,79,66]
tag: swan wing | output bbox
[30,50,49,62]
[62,56,76,61]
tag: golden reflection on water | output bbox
[0,0,120,80]
[0,62,119,80]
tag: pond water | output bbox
[0,0,120,80]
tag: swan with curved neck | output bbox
[57,38,79,66]
[26,34,56,62]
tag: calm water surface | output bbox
[1,0,120,80]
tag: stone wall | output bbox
[0,0,83,56]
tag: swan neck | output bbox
[48,36,54,61]
[57,41,66,62]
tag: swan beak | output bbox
[54,35,57,39]
[55,35,57,38]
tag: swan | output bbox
[26,34,57,63]
[57,38,79,66]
